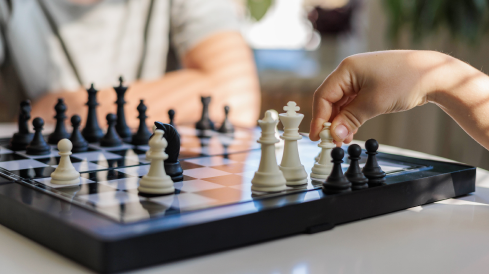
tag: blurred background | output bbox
[238,0,489,170]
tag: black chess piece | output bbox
[69,115,88,153]
[132,100,152,146]
[322,147,351,194]
[82,84,104,142]
[168,109,176,127]
[9,100,34,151]
[100,113,123,147]
[362,139,386,186]
[114,76,132,143]
[26,117,51,155]
[48,98,70,144]
[218,105,234,134]
[195,96,215,130]
[345,144,368,190]
[154,121,183,181]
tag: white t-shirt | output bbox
[0,0,239,99]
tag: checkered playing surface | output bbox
[0,126,423,223]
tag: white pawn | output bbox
[251,110,287,192]
[310,122,336,182]
[138,129,175,195]
[51,139,80,185]
[278,102,308,186]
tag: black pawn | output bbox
[218,105,234,133]
[132,100,152,146]
[10,100,34,151]
[154,122,183,181]
[114,76,132,143]
[168,109,176,127]
[26,117,51,155]
[100,113,123,147]
[322,147,351,194]
[345,144,368,190]
[195,96,215,130]
[362,139,386,186]
[48,98,70,144]
[82,84,104,142]
[70,115,88,153]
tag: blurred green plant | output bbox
[247,0,274,21]
[383,0,489,44]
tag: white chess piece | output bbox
[310,122,336,182]
[138,129,175,194]
[278,102,308,186]
[251,110,287,192]
[145,124,157,161]
[268,109,284,148]
[51,139,80,185]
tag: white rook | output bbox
[251,110,287,192]
[278,101,308,186]
[310,122,336,182]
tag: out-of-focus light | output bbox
[244,0,318,50]
[304,0,349,9]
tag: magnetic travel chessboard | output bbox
[0,125,476,273]
[0,126,427,223]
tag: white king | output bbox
[251,110,287,192]
[278,101,308,186]
[310,122,336,182]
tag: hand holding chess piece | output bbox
[51,139,80,185]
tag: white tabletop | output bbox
[0,123,487,274]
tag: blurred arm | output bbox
[31,31,260,128]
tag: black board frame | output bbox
[0,139,476,273]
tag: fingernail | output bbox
[334,125,349,140]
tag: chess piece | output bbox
[26,117,51,155]
[132,100,152,145]
[310,122,335,182]
[278,101,308,186]
[154,122,183,181]
[362,139,386,186]
[9,100,34,150]
[251,110,287,192]
[345,144,368,190]
[138,129,175,195]
[195,96,215,130]
[218,106,234,133]
[69,115,88,153]
[268,109,283,148]
[323,147,351,194]
[168,109,176,127]
[48,98,70,144]
[82,84,104,142]
[51,139,81,185]
[114,76,132,143]
[100,113,123,147]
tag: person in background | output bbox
[0,0,260,127]
[310,50,489,151]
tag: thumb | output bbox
[330,94,374,143]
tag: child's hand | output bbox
[309,50,457,143]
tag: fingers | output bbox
[330,93,373,143]
[310,65,355,141]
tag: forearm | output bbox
[32,32,260,128]
[428,53,489,149]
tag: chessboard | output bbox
[0,125,476,273]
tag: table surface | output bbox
[0,123,487,274]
